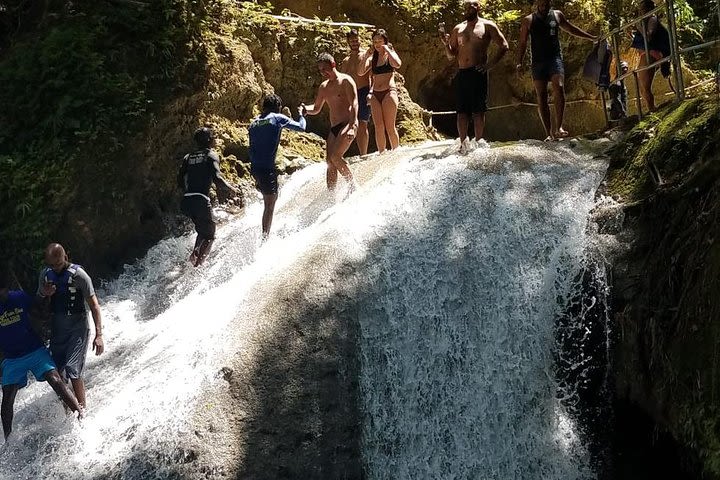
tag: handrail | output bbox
[679,38,720,54]
[614,55,672,84]
[600,3,668,41]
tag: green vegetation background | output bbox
[0,0,715,282]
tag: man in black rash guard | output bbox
[517,0,596,141]
[177,127,239,267]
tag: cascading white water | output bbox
[352,142,609,479]
[0,140,608,479]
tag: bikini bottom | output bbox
[373,88,397,103]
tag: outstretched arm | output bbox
[557,11,597,41]
[279,113,307,133]
[210,154,238,193]
[302,86,326,116]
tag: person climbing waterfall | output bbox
[248,94,307,240]
[440,0,509,148]
[300,53,358,193]
[38,243,103,410]
[517,0,597,140]
[178,127,239,266]
[0,270,83,441]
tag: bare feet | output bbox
[543,135,555,142]
[554,128,569,138]
[188,251,199,267]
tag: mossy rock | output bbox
[605,97,720,202]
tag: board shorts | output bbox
[357,86,371,122]
[532,57,565,82]
[1,347,56,387]
[454,67,489,114]
[252,168,279,195]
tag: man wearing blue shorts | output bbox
[517,0,596,140]
[0,270,82,440]
[248,94,306,239]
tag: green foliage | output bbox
[0,0,229,278]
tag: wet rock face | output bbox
[605,98,720,479]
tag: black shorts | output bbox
[252,168,279,195]
[181,195,215,240]
[454,67,488,115]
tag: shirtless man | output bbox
[339,29,371,155]
[302,53,358,192]
[441,0,509,143]
[517,0,597,140]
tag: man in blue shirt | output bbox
[248,94,307,239]
[0,270,82,440]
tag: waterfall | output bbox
[0,140,609,479]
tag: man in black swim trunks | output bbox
[301,53,358,192]
[517,0,597,140]
[178,127,239,266]
[441,0,509,146]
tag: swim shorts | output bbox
[1,347,56,387]
[454,67,489,115]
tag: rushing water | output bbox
[0,140,609,479]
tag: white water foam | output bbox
[0,140,607,479]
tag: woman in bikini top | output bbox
[360,29,402,153]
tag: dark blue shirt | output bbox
[248,113,306,170]
[0,291,44,359]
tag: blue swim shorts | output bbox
[1,347,56,388]
[531,57,565,82]
[357,86,371,122]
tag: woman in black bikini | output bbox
[360,29,402,153]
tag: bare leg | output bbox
[44,371,82,417]
[550,74,567,137]
[325,134,339,190]
[328,127,356,189]
[261,193,278,238]
[369,96,387,153]
[381,91,400,150]
[533,80,553,140]
[69,377,86,409]
[472,112,486,140]
[1,385,19,440]
[638,58,656,112]
[356,120,369,156]
[457,113,470,142]
[192,239,213,267]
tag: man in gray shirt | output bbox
[38,243,104,408]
